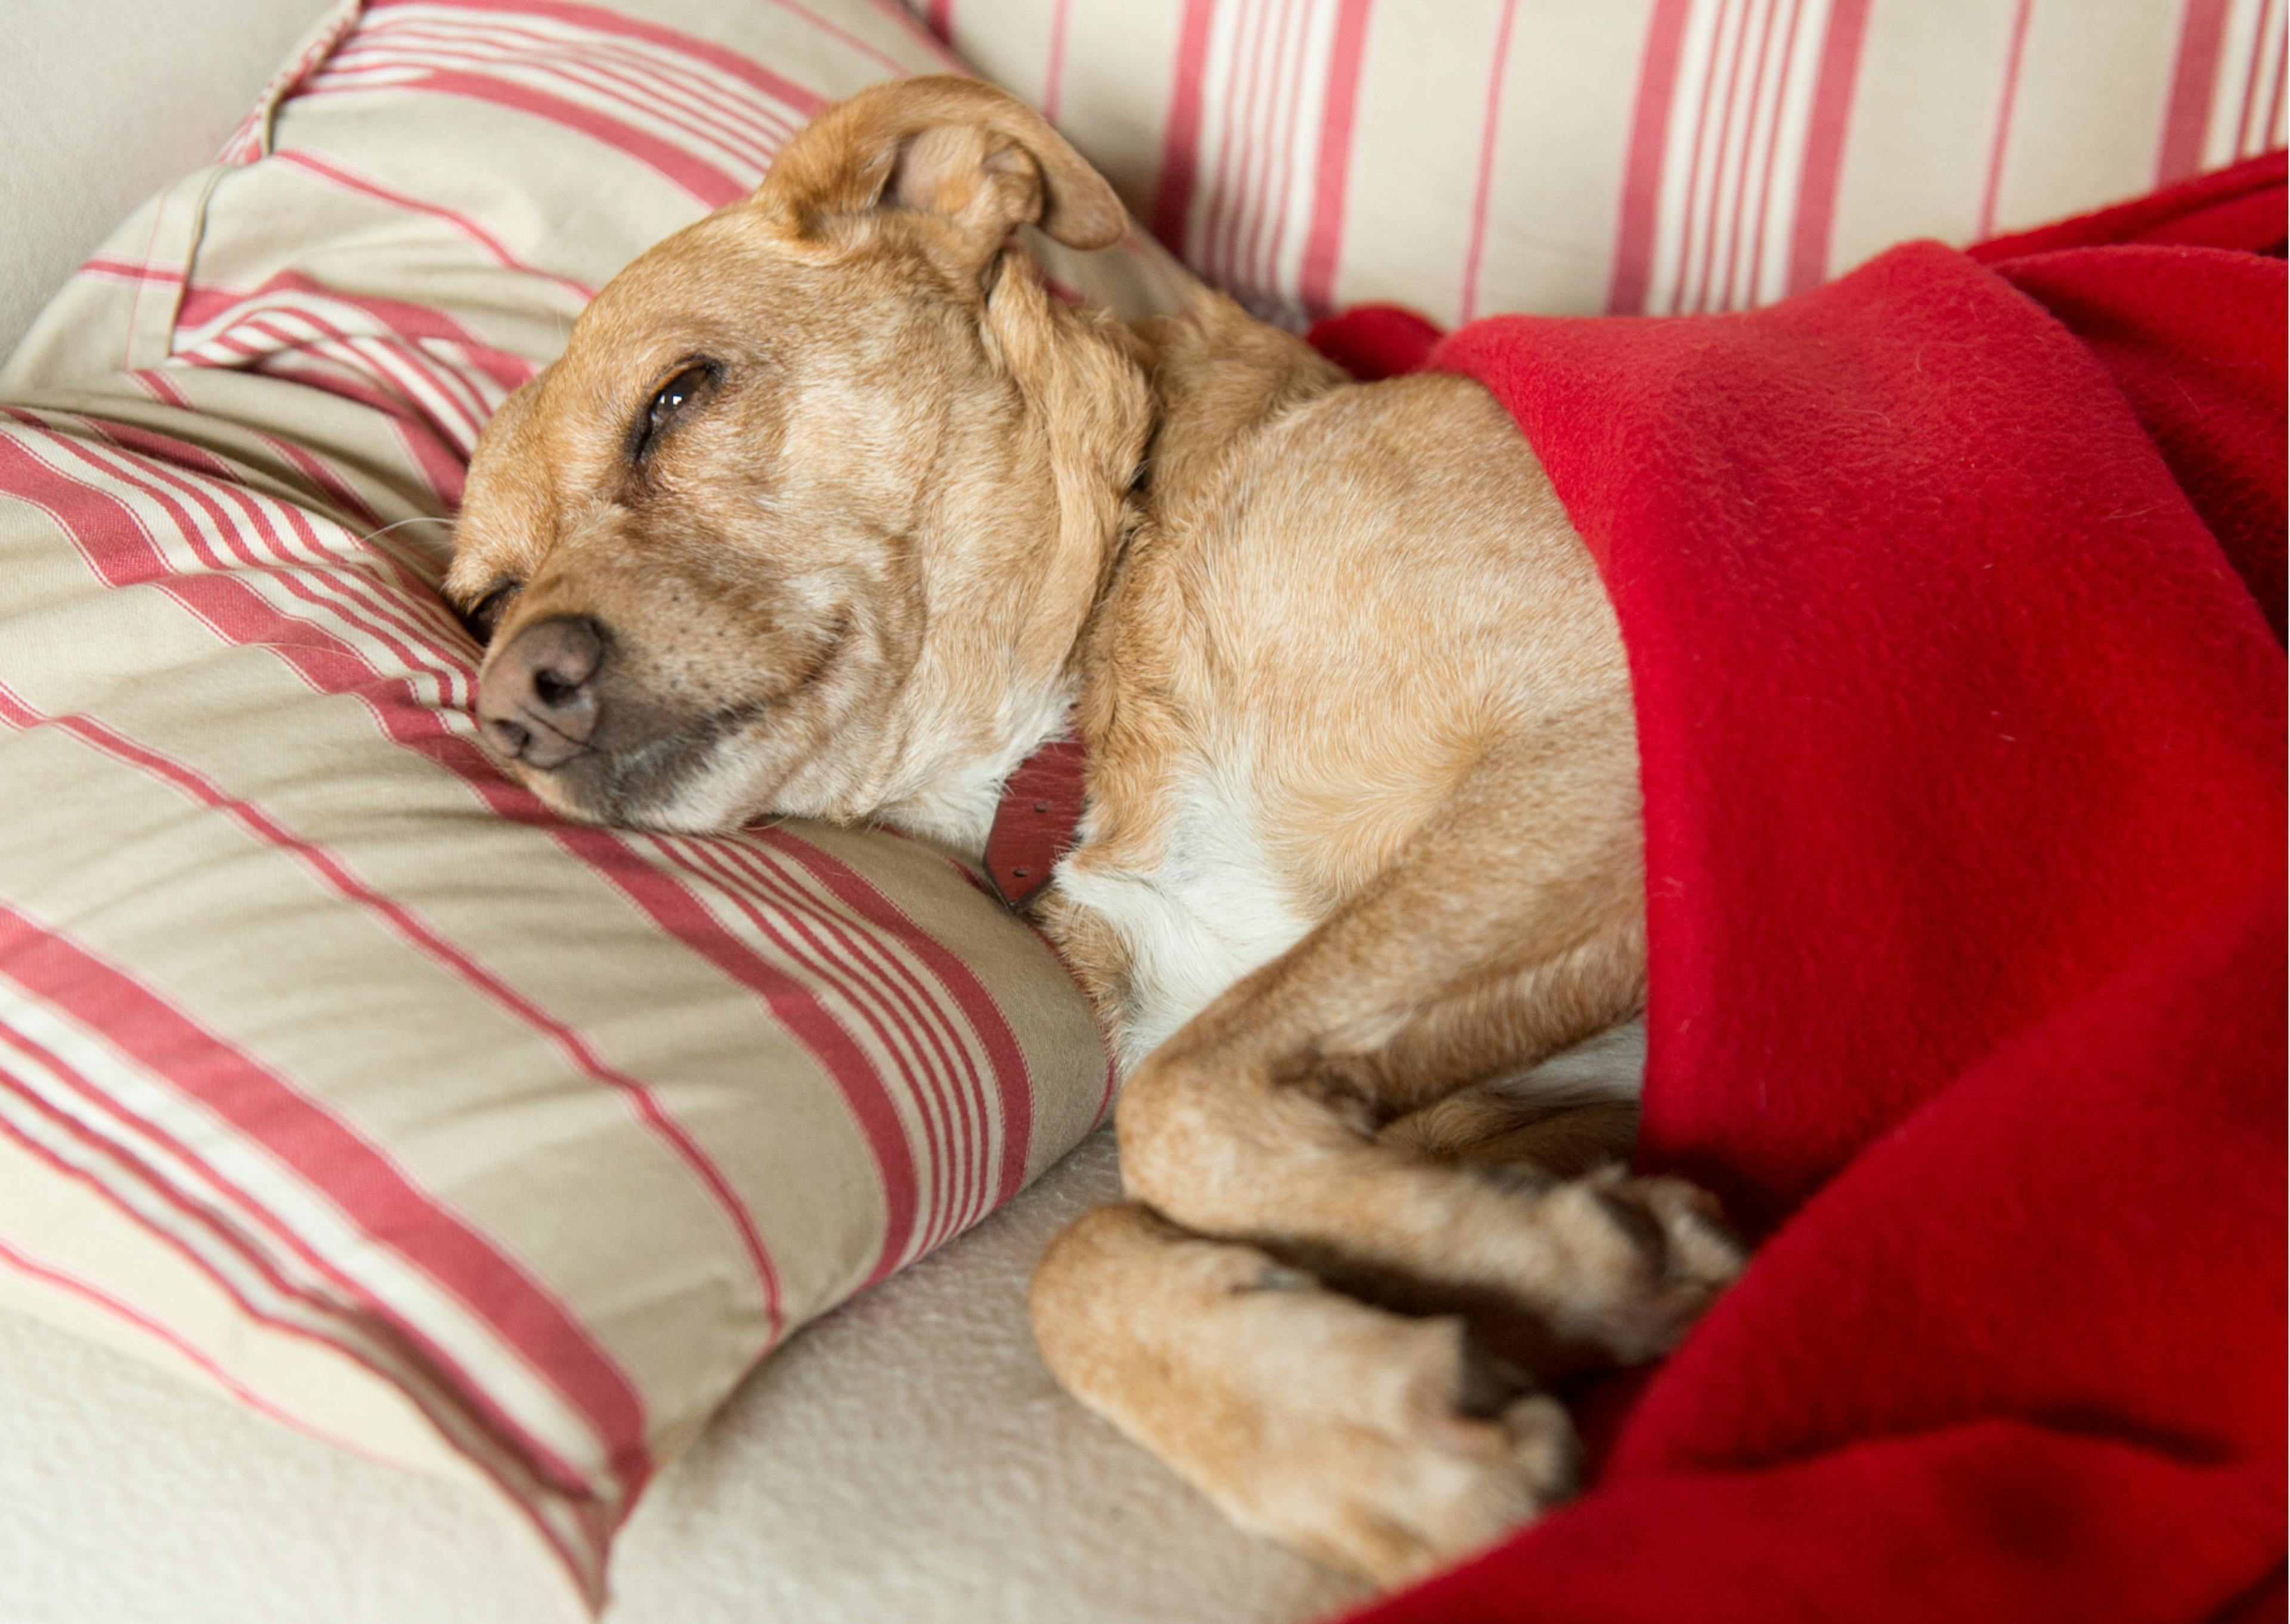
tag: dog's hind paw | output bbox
[1032,1204,1581,1589]
[1233,1313,1582,1589]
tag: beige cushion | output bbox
[0,1,1196,1604]
[918,0,2288,326]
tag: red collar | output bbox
[983,736,1088,909]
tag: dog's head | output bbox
[447,76,1152,842]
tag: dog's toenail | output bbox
[1590,1188,1667,1259]
[1231,1265,1314,1294]
[1474,1164,1552,1198]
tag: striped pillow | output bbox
[914,0,2288,328]
[0,1,1195,1604]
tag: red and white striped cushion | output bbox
[0,1,1197,1606]
[914,0,2287,327]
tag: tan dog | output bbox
[448,76,1742,1586]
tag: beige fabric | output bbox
[0,0,336,359]
[918,0,2287,327]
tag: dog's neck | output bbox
[875,287,1332,875]
[872,487,1144,864]
[868,272,1158,861]
[879,306,1299,872]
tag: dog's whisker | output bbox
[353,514,455,549]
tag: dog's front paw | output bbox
[1528,1168,1745,1362]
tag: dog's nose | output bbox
[477,614,606,769]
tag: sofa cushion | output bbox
[918,0,2288,326]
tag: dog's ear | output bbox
[756,75,1125,276]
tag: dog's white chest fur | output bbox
[1054,764,1314,1074]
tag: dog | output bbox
[447,75,1743,1586]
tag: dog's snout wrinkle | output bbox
[478,613,608,770]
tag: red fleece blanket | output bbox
[1316,154,2288,1624]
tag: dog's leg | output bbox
[1031,723,1741,1581]
[1032,1201,1579,1587]
[1115,718,1740,1363]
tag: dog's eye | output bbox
[464,579,522,642]
[633,361,716,460]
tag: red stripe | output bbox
[2236,0,2282,154]
[1785,0,1870,295]
[531,838,927,1288]
[318,28,790,177]
[728,850,982,1241]
[366,0,828,116]
[1459,0,1522,323]
[215,342,469,509]
[0,1029,566,1479]
[1741,0,1805,306]
[1196,1,1246,286]
[314,68,750,206]
[194,320,475,503]
[322,327,491,445]
[713,836,993,1250]
[0,900,652,1487]
[275,148,599,301]
[1670,0,1737,314]
[1224,0,1291,297]
[328,24,789,171]
[1689,0,1760,313]
[27,410,460,690]
[0,1229,382,1464]
[81,255,208,288]
[1721,0,1788,310]
[1257,0,1314,301]
[2159,0,2233,182]
[0,668,781,1325]
[664,833,966,1259]
[85,420,470,706]
[0,417,924,1288]
[1236,0,1299,297]
[184,306,491,442]
[356,329,501,434]
[1251,0,1312,309]
[1978,0,2037,240]
[1205,0,1268,292]
[0,1078,609,1591]
[926,0,955,43]
[16,419,898,1318]
[1296,0,1372,317]
[128,367,386,531]
[755,829,1040,1214]
[1042,0,1072,123]
[175,271,532,500]
[2268,21,2288,150]
[1607,0,1695,315]
[1153,0,1220,257]
[865,0,968,70]
[181,269,533,395]
[762,0,913,78]
[0,444,760,1319]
